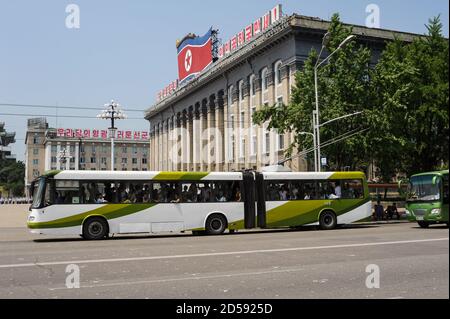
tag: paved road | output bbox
[0,222,448,299]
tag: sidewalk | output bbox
[0,205,29,228]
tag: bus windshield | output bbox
[31,178,46,209]
[407,175,441,202]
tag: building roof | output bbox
[145,14,425,120]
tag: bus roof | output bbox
[44,170,243,181]
[411,170,449,178]
[262,171,366,180]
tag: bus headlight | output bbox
[405,210,411,217]
[430,209,441,216]
[28,216,35,222]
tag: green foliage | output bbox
[254,14,449,181]
[370,15,449,180]
[0,160,25,196]
[254,13,372,171]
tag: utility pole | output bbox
[97,100,127,171]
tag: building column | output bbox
[200,99,208,171]
[155,123,160,171]
[187,107,194,171]
[175,113,182,171]
[216,91,225,172]
[65,142,71,170]
[75,142,80,170]
[56,142,61,170]
[223,89,229,171]
[45,142,51,171]
[207,95,215,172]
[181,110,188,171]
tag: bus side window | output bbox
[443,176,449,204]
[55,180,80,204]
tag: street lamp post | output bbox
[57,148,72,169]
[97,100,127,171]
[314,33,356,172]
[299,130,316,172]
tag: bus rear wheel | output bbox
[83,217,109,240]
[205,214,227,235]
[319,211,337,230]
[418,221,430,228]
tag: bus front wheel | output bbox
[418,221,430,229]
[319,211,337,230]
[205,214,227,235]
[83,217,109,240]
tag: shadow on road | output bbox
[32,224,381,243]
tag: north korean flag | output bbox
[177,29,213,83]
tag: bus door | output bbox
[255,172,267,228]
[243,172,256,229]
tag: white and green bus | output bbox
[28,170,371,240]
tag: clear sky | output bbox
[1,0,448,161]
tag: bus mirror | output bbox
[398,179,408,196]
[432,176,438,185]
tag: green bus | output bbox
[403,170,449,228]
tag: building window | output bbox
[278,134,285,151]
[51,156,57,163]
[33,159,39,165]
[33,148,39,155]
[32,169,40,178]
[122,147,127,154]
[238,80,244,102]
[240,112,245,158]
[70,145,75,153]
[249,75,256,96]
[277,96,283,107]
[80,145,85,153]
[228,85,233,107]
[265,132,270,154]
[33,135,40,144]
[90,157,96,164]
[51,145,57,153]
[142,168,148,171]
[132,146,138,154]
[275,61,283,85]
[132,158,138,165]
[92,145,96,153]
[132,168,139,171]
[142,158,148,165]
[80,157,85,164]
[261,68,268,92]
[101,157,107,165]
[122,158,127,164]
[252,135,257,156]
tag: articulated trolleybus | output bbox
[28,170,371,240]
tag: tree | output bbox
[253,13,373,171]
[0,160,25,197]
[370,16,449,179]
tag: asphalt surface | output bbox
[0,222,448,299]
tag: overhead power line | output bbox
[0,103,147,113]
[0,112,145,120]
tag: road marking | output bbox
[0,237,447,269]
[49,267,306,290]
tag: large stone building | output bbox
[0,122,16,161]
[145,13,418,173]
[24,118,150,194]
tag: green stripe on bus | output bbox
[153,172,209,181]
[27,204,156,229]
[265,198,371,227]
[329,172,365,180]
